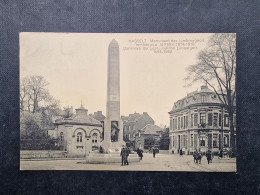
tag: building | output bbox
[52,105,103,157]
[122,112,154,144]
[168,85,236,155]
[135,124,163,150]
[90,111,105,140]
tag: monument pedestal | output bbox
[86,152,140,164]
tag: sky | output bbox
[20,33,213,126]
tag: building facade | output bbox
[122,112,154,145]
[52,105,103,157]
[135,124,163,150]
[169,86,235,155]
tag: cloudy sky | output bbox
[20,33,213,126]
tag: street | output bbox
[20,153,236,172]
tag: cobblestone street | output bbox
[20,153,236,172]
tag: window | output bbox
[194,113,198,126]
[174,119,177,130]
[60,132,64,144]
[133,125,135,130]
[183,135,186,147]
[186,116,188,128]
[208,113,212,126]
[224,114,229,127]
[170,119,173,130]
[200,137,205,146]
[172,136,174,147]
[178,117,180,129]
[191,114,194,127]
[138,132,141,137]
[200,113,206,124]
[183,116,185,128]
[128,133,131,140]
[191,134,194,147]
[202,95,206,102]
[213,113,218,127]
[219,113,222,127]
[181,117,183,128]
[92,133,98,144]
[213,134,218,148]
[77,132,82,142]
[224,134,229,147]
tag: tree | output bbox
[20,75,50,113]
[20,75,60,138]
[159,128,170,150]
[185,33,236,154]
[144,135,156,149]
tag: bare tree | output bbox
[20,75,50,113]
[185,33,236,153]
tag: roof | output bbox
[128,112,142,122]
[140,124,163,135]
[169,85,223,113]
[92,111,106,121]
[54,106,101,126]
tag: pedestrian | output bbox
[193,149,198,163]
[180,149,183,157]
[137,148,143,160]
[218,149,223,159]
[152,147,156,158]
[125,146,130,165]
[197,150,202,164]
[120,145,127,166]
[206,149,212,164]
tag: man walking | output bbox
[125,146,130,165]
[206,149,212,164]
[152,147,156,158]
[120,145,127,166]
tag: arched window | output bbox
[77,132,82,142]
[92,133,98,144]
[60,132,64,143]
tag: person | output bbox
[193,150,198,163]
[120,145,127,166]
[99,146,104,153]
[152,147,156,158]
[137,148,143,160]
[206,149,212,164]
[180,149,183,157]
[197,150,202,164]
[218,149,223,159]
[227,149,232,160]
[125,146,130,165]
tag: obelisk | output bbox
[102,39,124,152]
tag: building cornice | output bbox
[168,102,227,114]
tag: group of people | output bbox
[218,149,232,159]
[193,149,203,164]
[194,149,233,164]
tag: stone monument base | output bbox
[85,152,140,164]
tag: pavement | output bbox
[20,153,236,172]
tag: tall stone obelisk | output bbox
[102,39,124,152]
